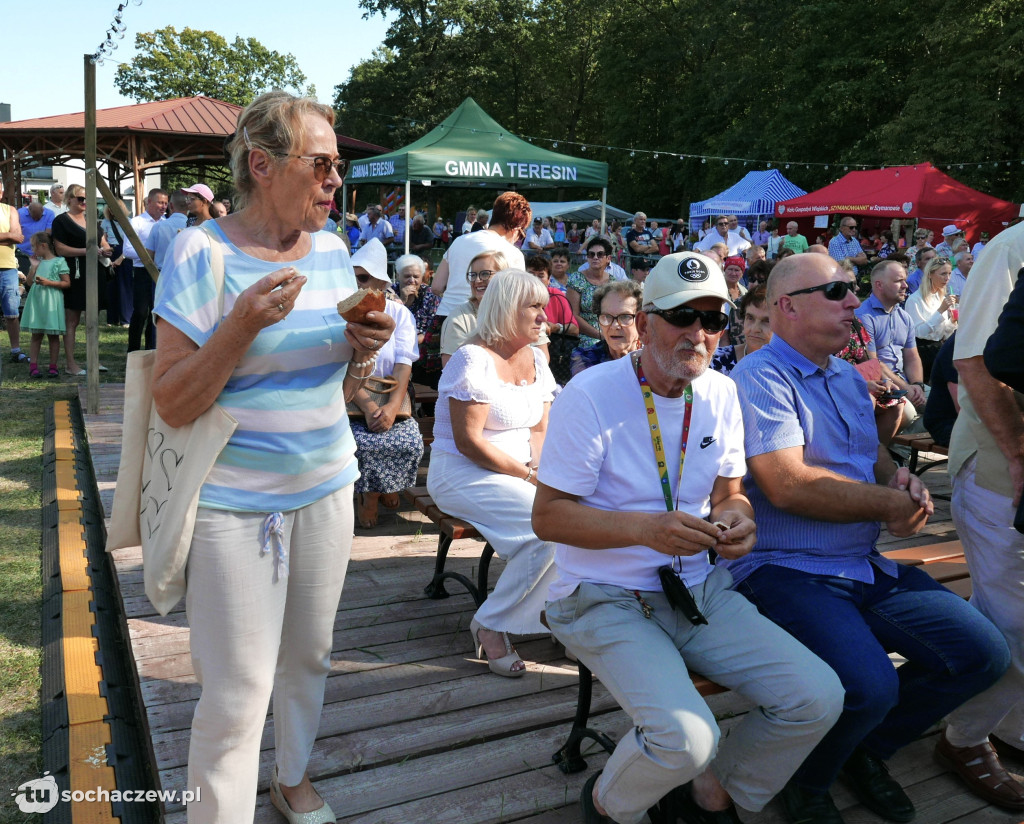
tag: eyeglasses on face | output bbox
[586,250,607,258]
[716,221,729,227]
[777,280,855,303]
[598,312,637,327]
[72,195,87,203]
[841,223,857,230]
[467,269,495,283]
[647,306,729,333]
[271,152,349,182]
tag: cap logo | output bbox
[678,257,709,282]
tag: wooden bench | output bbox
[891,432,950,476]
[551,539,972,775]
[405,486,494,606]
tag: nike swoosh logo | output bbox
[700,437,715,449]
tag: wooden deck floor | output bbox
[81,385,1023,824]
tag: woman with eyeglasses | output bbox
[151,91,394,824]
[439,250,510,366]
[568,235,615,347]
[570,279,643,376]
[51,183,113,375]
[711,285,771,376]
[427,269,557,677]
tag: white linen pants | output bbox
[545,567,845,824]
[427,450,556,635]
[945,457,1024,748]
[185,485,353,824]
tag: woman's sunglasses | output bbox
[647,306,730,333]
[776,280,855,304]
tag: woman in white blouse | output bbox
[905,256,957,380]
[427,269,557,677]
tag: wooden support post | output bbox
[84,54,99,414]
[94,178,158,282]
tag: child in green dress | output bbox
[22,232,70,378]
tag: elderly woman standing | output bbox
[394,252,441,388]
[152,91,394,824]
[51,183,113,375]
[427,269,557,677]
[349,241,424,528]
[568,235,615,347]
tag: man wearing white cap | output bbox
[535,252,843,824]
[936,224,968,261]
[182,183,214,228]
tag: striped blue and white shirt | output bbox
[723,335,899,585]
[154,224,360,513]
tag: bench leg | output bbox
[474,544,495,607]
[423,534,455,599]
[552,663,616,774]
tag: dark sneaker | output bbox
[662,781,744,823]
[10,351,28,363]
[580,771,610,823]
[778,780,843,824]
[842,748,915,822]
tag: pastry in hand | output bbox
[337,288,386,323]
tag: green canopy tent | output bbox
[343,98,609,253]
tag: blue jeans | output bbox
[736,562,1009,794]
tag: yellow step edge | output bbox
[69,721,120,823]
[62,592,109,726]
[55,427,75,452]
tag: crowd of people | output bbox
[3,90,1022,824]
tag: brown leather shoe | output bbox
[935,733,1024,811]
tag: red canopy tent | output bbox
[775,163,1018,246]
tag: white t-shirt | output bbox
[694,230,750,256]
[524,227,553,250]
[436,230,526,317]
[539,354,746,599]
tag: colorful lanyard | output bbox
[634,353,693,512]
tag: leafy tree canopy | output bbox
[335,0,1024,214]
[114,26,314,106]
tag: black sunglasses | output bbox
[72,195,87,204]
[777,280,855,304]
[647,306,730,333]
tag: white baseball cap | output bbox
[643,252,735,310]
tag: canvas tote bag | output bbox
[106,225,237,615]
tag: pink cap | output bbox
[182,183,214,202]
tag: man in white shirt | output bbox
[728,215,752,243]
[358,204,394,248]
[523,217,554,257]
[949,251,974,296]
[535,252,843,824]
[694,215,751,257]
[124,188,168,352]
[971,231,989,258]
[44,183,67,215]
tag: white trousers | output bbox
[185,485,353,824]
[945,458,1024,748]
[427,450,556,635]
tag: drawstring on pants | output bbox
[260,512,288,582]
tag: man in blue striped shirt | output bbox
[726,252,1011,824]
[827,216,869,275]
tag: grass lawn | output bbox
[0,322,128,822]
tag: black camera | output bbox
[658,565,708,625]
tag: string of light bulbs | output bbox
[343,106,1024,174]
[91,1,143,66]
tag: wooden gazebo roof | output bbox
[0,96,387,203]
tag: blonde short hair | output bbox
[476,269,548,346]
[467,249,508,276]
[226,91,335,210]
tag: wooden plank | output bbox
[884,541,964,565]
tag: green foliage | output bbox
[114,26,314,106]
[334,0,1024,213]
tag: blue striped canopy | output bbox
[689,170,807,230]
